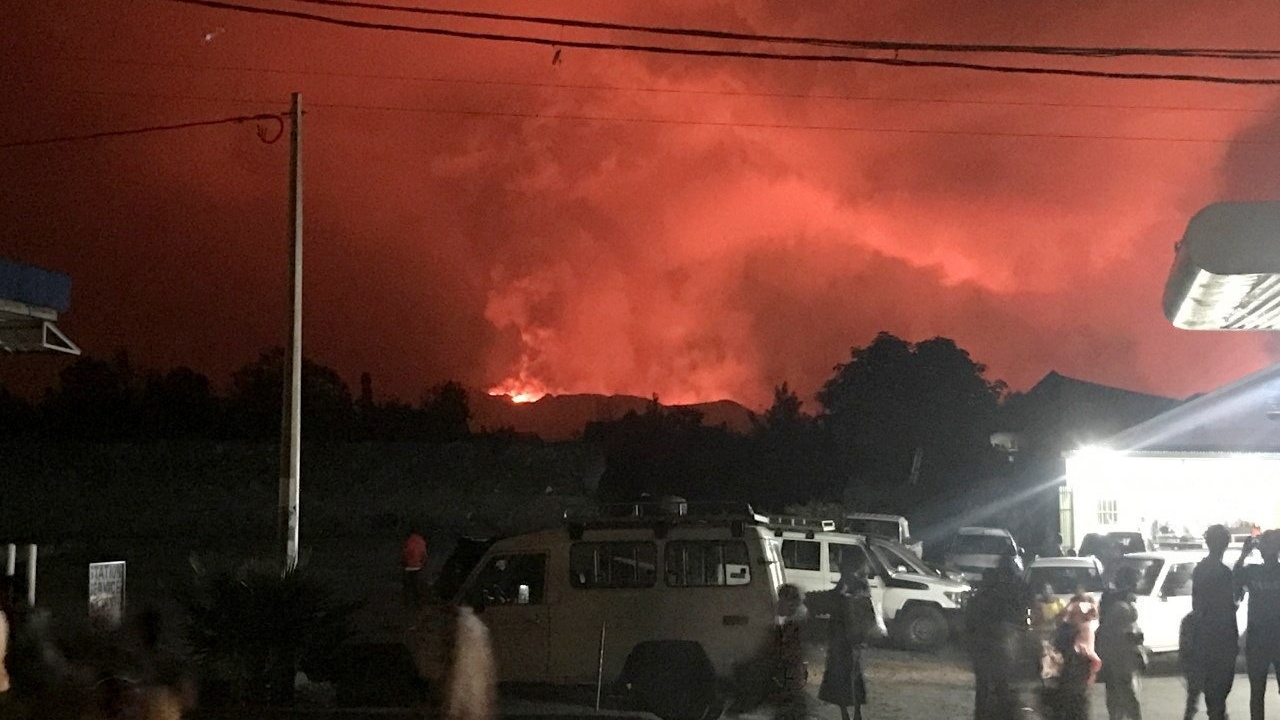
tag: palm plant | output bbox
[176,554,361,706]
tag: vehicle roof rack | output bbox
[562,500,769,538]
[766,515,837,531]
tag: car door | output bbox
[465,551,550,682]
[828,541,887,619]
[1144,561,1195,652]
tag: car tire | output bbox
[618,640,720,720]
[896,605,949,652]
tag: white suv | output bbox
[1111,549,1250,654]
[770,523,971,651]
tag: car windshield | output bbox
[1113,558,1164,595]
[1027,565,1103,595]
[952,534,1014,556]
[870,540,932,576]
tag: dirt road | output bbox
[776,647,1255,720]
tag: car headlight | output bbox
[944,590,969,607]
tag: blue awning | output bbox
[0,258,71,313]
[0,258,78,354]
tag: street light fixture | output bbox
[1164,201,1280,330]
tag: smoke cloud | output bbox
[3,1,1278,408]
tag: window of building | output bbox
[665,540,752,587]
[1097,499,1119,526]
[780,539,822,571]
[570,542,657,589]
[467,553,547,606]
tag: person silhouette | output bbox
[818,548,885,720]
[1187,524,1238,720]
[1235,528,1280,720]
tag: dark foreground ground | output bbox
[22,538,1264,719]
[188,647,1259,720]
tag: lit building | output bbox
[1061,362,1280,549]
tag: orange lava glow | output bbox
[487,377,548,404]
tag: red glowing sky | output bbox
[5,1,1280,409]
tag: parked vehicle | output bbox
[841,512,923,557]
[1025,556,1105,603]
[1110,549,1249,654]
[427,501,786,719]
[943,527,1022,582]
[769,516,970,651]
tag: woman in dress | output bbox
[818,549,885,720]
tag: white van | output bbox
[428,501,785,717]
[769,518,971,651]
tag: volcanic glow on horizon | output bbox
[1,2,1276,408]
[487,376,549,404]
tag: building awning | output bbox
[0,259,79,355]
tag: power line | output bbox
[0,111,286,149]
[159,0,1280,85]
[279,0,1280,62]
[14,52,1278,115]
[26,86,1280,146]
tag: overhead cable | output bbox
[159,0,1280,85]
[15,52,1277,114]
[27,87,1280,145]
[0,112,287,149]
[281,0,1280,61]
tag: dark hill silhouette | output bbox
[468,390,757,440]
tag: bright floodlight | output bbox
[1164,202,1280,330]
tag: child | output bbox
[771,584,809,720]
[1060,593,1102,685]
[1037,585,1067,629]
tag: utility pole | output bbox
[278,92,303,573]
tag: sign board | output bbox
[88,561,126,626]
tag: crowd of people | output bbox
[964,523,1280,720]
[742,523,1280,720]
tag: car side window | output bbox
[829,543,877,578]
[570,542,656,588]
[1162,562,1195,597]
[780,539,822,571]
[665,540,752,587]
[468,553,547,606]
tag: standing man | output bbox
[1187,524,1238,720]
[966,552,1028,720]
[402,530,429,608]
[1097,565,1144,720]
[1235,529,1280,720]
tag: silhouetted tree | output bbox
[140,366,217,438]
[817,332,1005,510]
[743,383,842,511]
[0,385,35,437]
[589,406,747,503]
[419,381,470,442]
[226,348,356,441]
[42,349,141,439]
